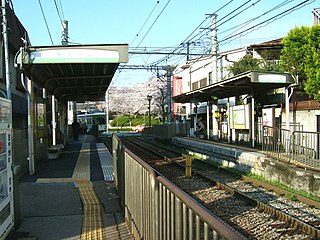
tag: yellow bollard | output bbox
[185,155,192,177]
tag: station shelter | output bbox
[0,43,128,239]
[172,71,295,147]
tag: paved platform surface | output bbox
[8,134,131,240]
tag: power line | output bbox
[219,0,294,37]
[219,0,315,44]
[130,1,160,46]
[53,0,63,22]
[38,0,54,45]
[135,0,171,49]
[149,1,235,66]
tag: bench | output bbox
[48,144,64,159]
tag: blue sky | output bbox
[13,0,319,86]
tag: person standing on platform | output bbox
[72,119,80,141]
[195,118,205,139]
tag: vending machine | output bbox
[0,97,13,239]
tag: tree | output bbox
[227,54,261,76]
[280,25,320,100]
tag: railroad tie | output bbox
[76,180,106,240]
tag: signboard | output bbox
[230,104,250,129]
[251,71,294,84]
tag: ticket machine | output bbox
[0,97,13,239]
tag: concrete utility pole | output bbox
[210,13,219,140]
[166,66,172,124]
[61,20,68,45]
[210,13,218,84]
[2,0,10,99]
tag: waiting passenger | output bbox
[194,118,205,139]
[72,119,80,141]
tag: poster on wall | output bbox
[230,104,250,129]
[262,108,274,127]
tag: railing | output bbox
[113,134,246,240]
[262,126,320,171]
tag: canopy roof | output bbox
[173,71,295,103]
[16,44,128,101]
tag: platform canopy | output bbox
[16,44,128,101]
[172,71,295,103]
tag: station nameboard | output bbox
[251,72,294,84]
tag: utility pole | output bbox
[166,66,172,124]
[61,20,68,45]
[210,13,219,140]
[210,13,218,84]
[2,0,10,99]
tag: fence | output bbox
[262,126,320,171]
[112,134,245,240]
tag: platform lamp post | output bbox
[147,95,152,127]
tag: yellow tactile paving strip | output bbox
[76,180,106,240]
[36,142,117,239]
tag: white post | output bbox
[227,100,231,143]
[251,96,255,148]
[206,102,210,140]
[27,78,35,175]
[52,95,56,145]
[105,90,109,132]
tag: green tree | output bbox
[280,25,320,100]
[227,54,261,76]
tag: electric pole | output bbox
[166,66,172,124]
[2,0,10,99]
[210,13,218,84]
[61,20,68,45]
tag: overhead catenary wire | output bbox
[38,0,54,45]
[219,0,315,44]
[219,0,294,37]
[53,0,63,22]
[134,0,171,49]
[130,1,160,47]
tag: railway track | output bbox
[118,136,320,239]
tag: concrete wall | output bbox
[173,137,320,197]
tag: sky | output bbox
[12,0,319,87]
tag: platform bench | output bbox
[48,144,64,159]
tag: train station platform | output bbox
[8,134,132,240]
[173,136,320,198]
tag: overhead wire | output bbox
[219,0,315,44]
[130,1,160,47]
[150,0,235,66]
[219,0,294,37]
[38,0,54,45]
[54,0,63,22]
[133,0,171,50]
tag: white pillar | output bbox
[251,96,255,148]
[206,102,210,140]
[52,95,56,145]
[227,100,231,143]
[27,78,35,175]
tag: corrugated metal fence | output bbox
[112,134,246,240]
